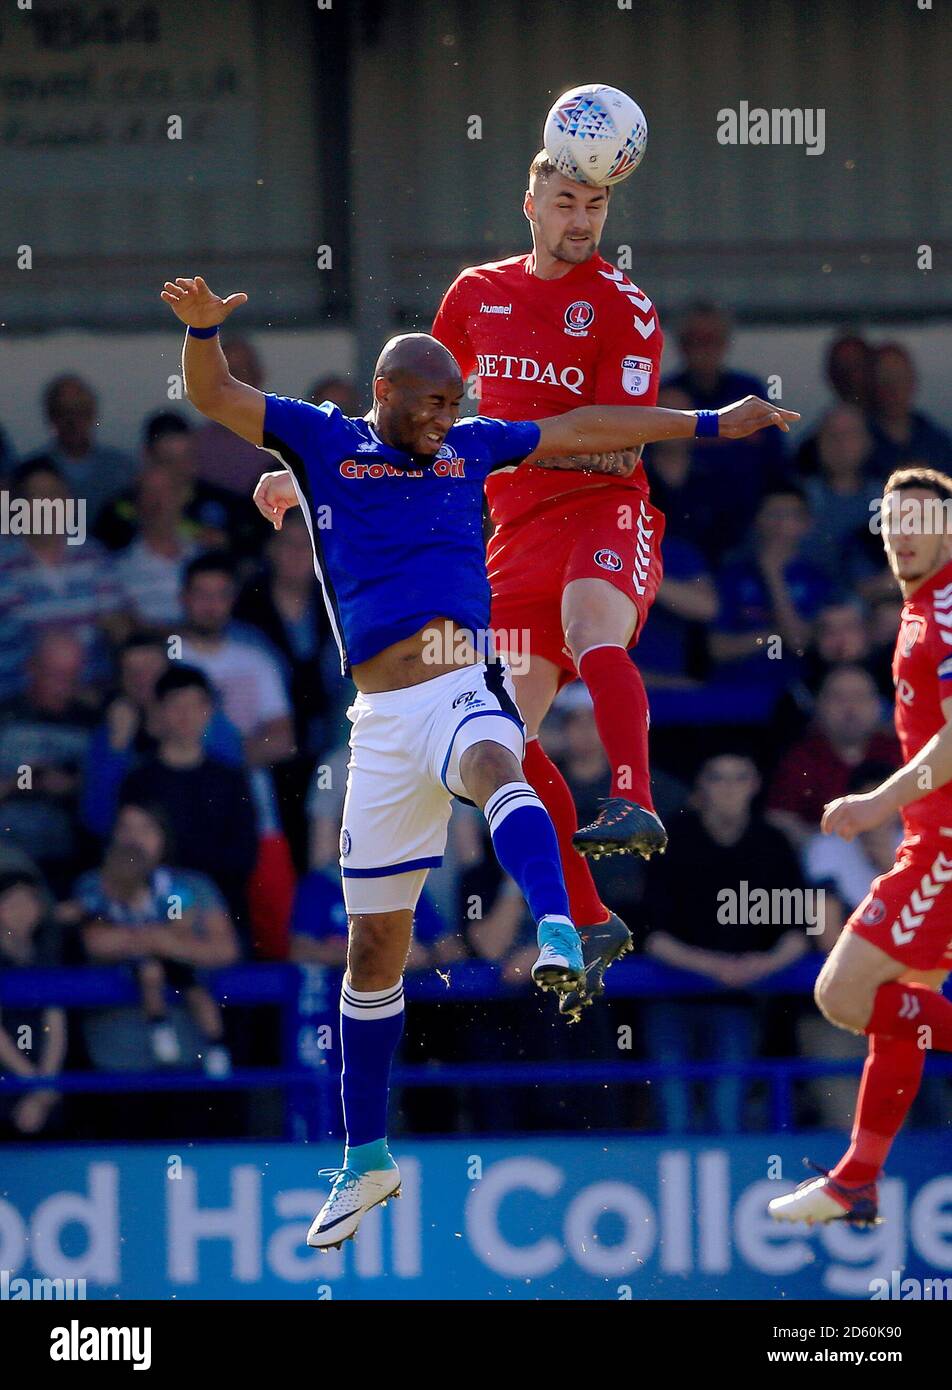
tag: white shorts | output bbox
[340,662,525,914]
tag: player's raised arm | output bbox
[160,276,265,446]
[822,694,952,841]
[524,395,799,463]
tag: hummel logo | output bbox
[480,303,512,315]
[898,992,921,1021]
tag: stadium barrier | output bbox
[5,958,951,1138]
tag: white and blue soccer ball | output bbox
[543,84,648,187]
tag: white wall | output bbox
[1,329,355,459]
[5,321,952,462]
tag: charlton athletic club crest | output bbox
[594,548,623,572]
[564,300,595,336]
[901,617,923,658]
[861,897,887,926]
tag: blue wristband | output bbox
[694,410,719,438]
[187,324,220,339]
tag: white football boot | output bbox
[307,1164,402,1251]
[769,1162,880,1228]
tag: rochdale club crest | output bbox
[594,548,623,572]
[861,897,887,926]
[340,828,352,859]
[564,300,595,336]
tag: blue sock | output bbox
[339,978,404,1165]
[484,781,571,923]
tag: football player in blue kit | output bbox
[161,275,797,1249]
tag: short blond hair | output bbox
[527,149,611,193]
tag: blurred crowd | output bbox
[1,312,950,1142]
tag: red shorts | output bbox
[848,833,952,971]
[487,493,665,683]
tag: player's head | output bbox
[524,151,610,266]
[881,466,952,591]
[372,334,464,461]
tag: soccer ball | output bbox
[543,84,648,187]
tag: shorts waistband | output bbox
[353,662,494,712]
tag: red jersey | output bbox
[893,558,952,834]
[431,251,664,528]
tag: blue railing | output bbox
[3,957,946,1135]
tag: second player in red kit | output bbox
[771,468,952,1229]
[433,152,667,1016]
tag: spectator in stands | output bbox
[643,753,807,1132]
[636,534,718,689]
[0,631,99,894]
[95,412,251,556]
[643,386,726,562]
[194,338,271,496]
[767,664,898,848]
[797,762,902,1126]
[112,464,199,629]
[771,597,894,747]
[827,332,876,413]
[709,485,831,711]
[0,460,129,702]
[26,375,135,526]
[0,421,16,482]
[290,869,457,970]
[234,510,336,866]
[81,634,243,840]
[74,801,239,1074]
[802,760,903,949]
[179,551,295,770]
[663,300,788,544]
[801,405,879,578]
[869,343,952,473]
[305,741,350,871]
[235,511,333,755]
[0,872,66,1137]
[307,375,360,415]
[121,666,257,939]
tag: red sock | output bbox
[830,1034,925,1187]
[577,644,654,808]
[523,736,607,926]
[867,981,952,1049]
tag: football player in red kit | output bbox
[771,467,952,1227]
[432,151,666,1017]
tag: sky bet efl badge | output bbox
[622,355,653,396]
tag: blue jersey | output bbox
[261,397,541,673]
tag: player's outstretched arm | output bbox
[823,698,952,840]
[524,395,799,462]
[160,276,265,446]
[533,449,642,477]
